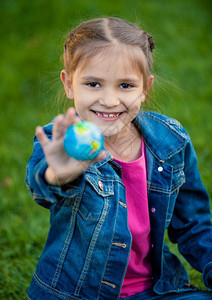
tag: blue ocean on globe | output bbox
[64,121,104,160]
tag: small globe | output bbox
[64,121,104,160]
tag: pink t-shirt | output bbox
[113,140,153,298]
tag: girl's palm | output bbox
[36,108,105,185]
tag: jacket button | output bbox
[151,207,156,213]
[158,166,163,172]
[98,180,104,191]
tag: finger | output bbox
[63,107,81,132]
[36,126,50,147]
[93,150,108,163]
[52,114,64,140]
[74,115,81,124]
[73,150,107,168]
[63,107,75,132]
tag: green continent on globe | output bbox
[75,122,90,134]
[91,141,100,150]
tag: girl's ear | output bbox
[148,75,154,89]
[60,70,74,99]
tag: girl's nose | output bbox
[99,90,120,107]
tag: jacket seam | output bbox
[144,141,165,163]
[173,165,184,172]
[162,143,185,160]
[51,188,84,288]
[32,194,50,202]
[33,273,79,300]
[174,263,184,288]
[86,172,123,187]
[51,205,76,288]
[141,113,185,143]
[74,198,110,296]
[73,203,106,221]
[148,180,185,194]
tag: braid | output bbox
[147,34,155,52]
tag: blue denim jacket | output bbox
[26,111,212,299]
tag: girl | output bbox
[25,17,212,299]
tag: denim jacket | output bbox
[26,111,212,299]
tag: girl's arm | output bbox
[168,135,212,290]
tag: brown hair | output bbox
[63,17,155,90]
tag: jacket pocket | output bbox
[77,174,114,220]
[166,166,185,226]
[171,165,185,193]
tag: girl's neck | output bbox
[104,123,142,162]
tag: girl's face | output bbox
[61,46,153,139]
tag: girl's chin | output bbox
[100,124,127,138]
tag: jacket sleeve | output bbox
[25,121,85,209]
[168,128,212,290]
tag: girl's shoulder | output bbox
[141,111,182,127]
[137,111,191,142]
[134,111,195,162]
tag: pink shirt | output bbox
[113,140,153,298]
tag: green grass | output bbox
[0,0,211,298]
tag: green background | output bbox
[0,0,211,299]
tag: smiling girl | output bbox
[26,17,212,299]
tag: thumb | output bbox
[93,150,108,163]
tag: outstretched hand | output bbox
[36,108,106,186]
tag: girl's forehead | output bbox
[78,45,145,77]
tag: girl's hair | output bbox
[63,17,155,90]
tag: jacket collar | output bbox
[133,111,187,162]
[91,111,187,171]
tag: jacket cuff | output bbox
[30,158,85,208]
[203,262,212,290]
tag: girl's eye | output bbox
[87,82,100,88]
[120,83,132,89]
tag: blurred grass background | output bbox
[0,0,211,299]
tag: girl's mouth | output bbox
[91,110,123,121]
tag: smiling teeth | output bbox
[96,112,120,118]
